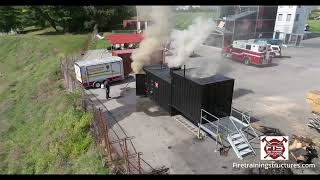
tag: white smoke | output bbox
[166,17,215,68]
[131,6,174,74]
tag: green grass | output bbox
[308,20,320,32]
[0,33,107,174]
[175,12,218,30]
[89,32,112,50]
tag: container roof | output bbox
[173,69,234,85]
[143,64,172,83]
[75,49,122,67]
[106,34,144,44]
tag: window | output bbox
[278,14,283,21]
[246,45,251,50]
[295,14,300,21]
[286,14,292,21]
[297,5,301,8]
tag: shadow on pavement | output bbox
[100,86,170,128]
[233,88,254,100]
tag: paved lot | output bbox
[87,37,320,174]
[186,38,320,139]
[87,83,259,174]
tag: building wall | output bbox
[274,6,311,40]
[293,6,311,34]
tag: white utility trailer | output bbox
[74,49,124,88]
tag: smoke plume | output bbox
[166,17,215,68]
[131,6,174,74]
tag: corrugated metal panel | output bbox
[136,74,146,96]
[171,72,204,124]
[146,72,172,112]
[171,69,234,124]
[204,79,234,118]
[143,65,173,113]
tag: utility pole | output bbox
[136,6,139,32]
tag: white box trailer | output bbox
[74,55,124,88]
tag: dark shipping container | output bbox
[135,74,146,96]
[171,69,234,124]
[143,65,176,114]
[137,64,234,124]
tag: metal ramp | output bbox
[198,108,258,159]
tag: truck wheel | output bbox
[244,57,250,65]
[94,81,101,88]
[222,52,230,58]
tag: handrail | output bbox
[201,109,220,120]
[201,109,237,134]
[229,118,256,156]
[231,108,258,139]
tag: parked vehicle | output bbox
[222,40,272,66]
[249,38,285,57]
[251,38,286,47]
[314,16,320,20]
[74,55,124,88]
[269,45,282,57]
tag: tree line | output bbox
[0,6,136,33]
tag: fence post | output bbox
[138,152,142,174]
[124,139,131,174]
[99,108,113,162]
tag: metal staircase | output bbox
[227,116,256,159]
[198,108,258,159]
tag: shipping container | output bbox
[171,69,234,124]
[143,65,175,114]
[135,74,146,96]
[112,49,134,76]
[136,64,234,124]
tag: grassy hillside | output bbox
[308,20,320,32]
[0,34,107,174]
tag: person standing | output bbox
[103,79,111,99]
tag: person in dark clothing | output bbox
[103,80,111,99]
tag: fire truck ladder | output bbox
[198,108,258,160]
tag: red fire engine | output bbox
[222,40,272,66]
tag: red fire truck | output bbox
[222,40,273,66]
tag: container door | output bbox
[136,74,146,96]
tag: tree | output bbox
[0,6,21,32]
[84,6,135,32]
[0,6,135,33]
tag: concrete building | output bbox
[273,6,311,46]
